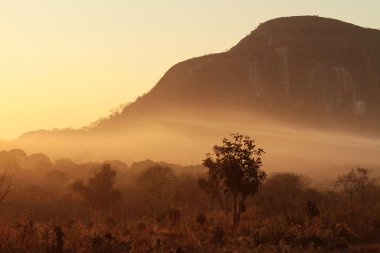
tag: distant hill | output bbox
[95,15,380,132]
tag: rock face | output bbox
[111,16,380,129]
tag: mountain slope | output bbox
[99,15,380,130]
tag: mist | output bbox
[3,110,378,180]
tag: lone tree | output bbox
[72,163,122,210]
[202,133,266,226]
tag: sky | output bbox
[1,0,380,139]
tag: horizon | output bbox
[1,1,380,139]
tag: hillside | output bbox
[98,15,380,131]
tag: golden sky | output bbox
[1,0,379,139]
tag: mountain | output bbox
[98,15,380,131]
[11,16,380,175]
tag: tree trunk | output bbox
[232,193,238,227]
[214,181,226,211]
[209,197,215,211]
[225,194,230,214]
[216,190,225,211]
[237,195,246,225]
[349,192,354,212]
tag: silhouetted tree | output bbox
[72,164,121,210]
[254,172,320,222]
[50,224,64,253]
[137,165,177,217]
[8,149,27,164]
[304,201,320,220]
[44,170,69,190]
[0,151,21,171]
[26,153,53,171]
[0,169,12,204]
[336,167,378,208]
[203,133,266,226]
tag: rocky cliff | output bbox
[106,16,380,130]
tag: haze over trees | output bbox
[72,163,122,210]
[137,165,177,218]
[336,167,379,209]
[0,141,378,251]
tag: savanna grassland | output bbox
[0,134,380,253]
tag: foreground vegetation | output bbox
[1,208,380,253]
[0,135,379,252]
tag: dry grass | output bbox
[1,209,379,253]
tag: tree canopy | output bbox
[202,133,266,226]
[72,163,122,210]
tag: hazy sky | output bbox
[1,0,379,139]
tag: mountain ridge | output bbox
[89,15,380,132]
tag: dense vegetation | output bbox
[0,135,379,252]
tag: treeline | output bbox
[0,149,206,221]
[0,142,380,252]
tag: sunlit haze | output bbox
[1,0,380,139]
[2,2,380,249]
